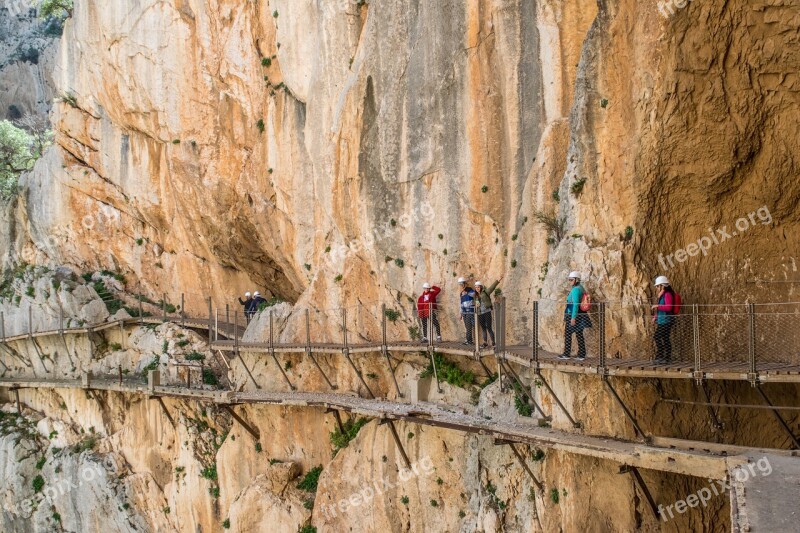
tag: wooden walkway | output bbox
[0,375,766,481]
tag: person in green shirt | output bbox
[559,271,591,360]
[474,279,501,348]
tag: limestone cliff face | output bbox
[2,0,600,318]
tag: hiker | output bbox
[238,292,253,322]
[560,271,591,360]
[458,277,476,345]
[651,276,676,363]
[417,283,442,342]
[474,279,501,348]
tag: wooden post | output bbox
[207,297,213,340]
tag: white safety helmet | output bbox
[475,281,483,287]
[245,292,251,297]
[654,276,670,286]
[568,271,581,281]
[457,277,467,284]
[422,283,431,289]
[254,291,261,297]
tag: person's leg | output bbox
[562,321,572,357]
[432,312,441,339]
[654,324,665,360]
[478,313,488,345]
[664,321,673,362]
[486,310,495,345]
[421,316,428,340]
[576,327,586,359]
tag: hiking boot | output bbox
[481,343,488,349]
[462,341,471,346]
[558,354,571,360]
[420,337,428,343]
[436,336,442,342]
[575,355,586,361]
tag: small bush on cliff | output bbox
[330,418,368,450]
[39,0,73,20]
[0,120,50,200]
[534,211,566,244]
[420,353,475,389]
[32,475,45,493]
[297,465,323,492]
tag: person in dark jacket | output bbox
[560,271,591,360]
[417,283,442,342]
[238,292,254,322]
[474,279,501,348]
[651,276,676,363]
[458,277,476,345]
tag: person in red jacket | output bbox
[417,283,442,342]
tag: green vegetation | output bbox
[1,120,51,199]
[39,0,73,20]
[176,339,190,348]
[32,475,45,493]
[222,518,230,529]
[330,417,368,450]
[142,356,160,376]
[438,233,443,239]
[514,393,533,417]
[600,98,609,108]
[485,482,507,510]
[110,342,122,351]
[25,286,34,297]
[257,119,265,133]
[420,353,475,389]
[72,435,97,453]
[407,431,414,440]
[299,526,317,533]
[384,308,400,322]
[334,274,343,283]
[624,225,634,241]
[511,234,518,241]
[534,211,566,244]
[394,258,404,268]
[202,368,219,386]
[255,443,263,453]
[297,466,323,492]
[261,57,272,67]
[92,279,123,314]
[430,499,439,507]
[52,511,61,522]
[481,185,488,193]
[510,259,517,268]
[550,488,560,504]
[407,325,419,340]
[201,465,218,481]
[208,486,219,498]
[571,177,587,197]
[35,457,46,469]
[531,449,545,462]
[186,352,205,361]
[304,263,311,271]
[303,498,314,510]
[401,495,409,505]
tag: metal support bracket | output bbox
[150,396,176,428]
[500,359,549,420]
[380,419,412,469]
[308,348,337,390]
[756,385,800,449]
[535,370,581,429]
[603,376,648,442]
[699,381,723,431]
[221,404,260,441]
[326,408,346,434]
[619,465,660,520]
[344,349,375,399]
[494,439,544,492]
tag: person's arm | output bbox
[238,297,245,305]
[656,292,673,312]
[487,280,500,294]
[431,286,441,297]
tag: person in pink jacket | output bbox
[417,283,441,342]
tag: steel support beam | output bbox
[495,439,544,492]
[325,408,346,434]
[699,381,724,431]
[603,377,648,441]
[221,404,261,441]
[535,370,581,428]
[381,419,411,469]
[152,396,176,428]
[756,386,800,449]
[619,465,661,520]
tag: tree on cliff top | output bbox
[0,119,52,200]
[39,0,73,20]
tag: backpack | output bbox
[671,291,682,315]
[579,290,592,312]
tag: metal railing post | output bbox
[269,310,274,351]
[58,301,64,334]
[382,304,388,348]
[693,304,701,381]
[207,297,212,339]
[305,309,311,350]
[474,299,480,355]
[138,296,143,325]
[748,303,757,384]
[532,301,539,367]
[599,302,606,373]
[181,293,185,326]
[1,311,5,343]
[226,304,230,326]
[427,303,433,347]
[234,310,239,358]
[342,308,349,351]
[162,293,167,322]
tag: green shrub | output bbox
[261,57,271,67]
[32,475,45,493]
[600,98,609,108]
[141,356,160,376]
[330,418,368,450]
[401,495,409,505]
[299,526,317,533]
[35,457,46,469]
[514,394,533,417]
[222,518,230,529]
[202,368,219,386]
[534,211,566,244]
[420,353,475,389]
[571,177,586,196]
[257,119,265,133]
[481,185,488,193]
[384,309,400,322]
[394,258,404,268]
[39,0,73,20]
[550,488,560,504]
[201,465,217,481]
[297,466,323,492]
[186,352,205,361]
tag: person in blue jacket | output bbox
[458,277,476,345]
[560,271,591,360]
